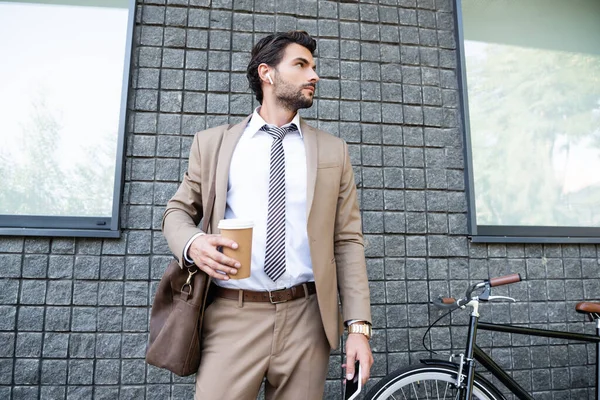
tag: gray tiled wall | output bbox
[1,0,598,399]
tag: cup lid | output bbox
[218,219,254,229]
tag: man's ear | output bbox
[258,63,272,85]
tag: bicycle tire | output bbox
[364,362,506,400]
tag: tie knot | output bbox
[261,123,298,141]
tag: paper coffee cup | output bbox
[218,219,253,279]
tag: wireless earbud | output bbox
[266,73,274,85]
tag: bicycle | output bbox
[364,273,600,400]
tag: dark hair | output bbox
[247,31,317,104]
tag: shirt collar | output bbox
[247,107,303,138]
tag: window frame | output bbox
[455,0,600,244]
[0,0,136,238]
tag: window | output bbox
[457,0,600,242]
[0,0,135,237]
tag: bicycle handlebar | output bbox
[432,296,460,310]
[433,273,523,310]
[489,273,522,287]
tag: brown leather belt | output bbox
[214,282,316,304]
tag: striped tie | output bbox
[261,123,297,281]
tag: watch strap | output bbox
[347,321,372,339]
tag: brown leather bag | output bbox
[145,258,211,376]
[146,126,227,376]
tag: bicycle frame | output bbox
[459,312,600,400]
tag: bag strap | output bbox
[200,175,216,234]
[200,123,231,234]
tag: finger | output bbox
[189,235,238,257]
[196,263,230,280]
[202,256,238,276]
[189,250,232,275]
[345,354,356,381]
[189,245,240,272]
[360,358,371,385]
[204,247,241,268]
[207,235,239,250]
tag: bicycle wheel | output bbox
[364,362,505,400]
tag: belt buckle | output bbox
[268,288,288,304]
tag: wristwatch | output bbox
[347,321,372,340]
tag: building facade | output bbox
[0,0,598,399]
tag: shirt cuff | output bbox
[345,319,369,327]
[183,232,206,264]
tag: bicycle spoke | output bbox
[411,382,418,399]
[400,386,407,399]
[399,379,463,399]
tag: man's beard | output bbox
[273,76,314,112]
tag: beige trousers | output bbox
[194,292,331,400]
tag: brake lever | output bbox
[483,295,516,303]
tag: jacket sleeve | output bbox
[334,141,372,324]
[162,133,205,267]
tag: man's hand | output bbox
[345,333,373,385]
[188,234,241,280]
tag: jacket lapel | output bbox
[213,115,251,225]
[301,118,318,219]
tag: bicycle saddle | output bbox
[575,302,600,321]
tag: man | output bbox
[162,31,373,400]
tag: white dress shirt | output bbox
[185,108,314,291]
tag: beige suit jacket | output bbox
[162,115,371,349]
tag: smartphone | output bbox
[344,361,362,400]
